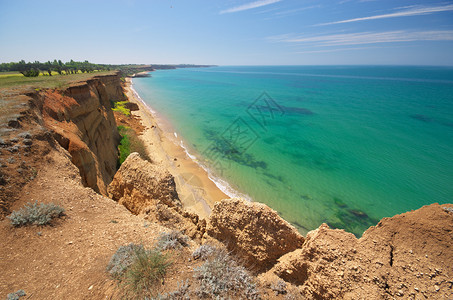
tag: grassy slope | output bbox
[0,71,115,89]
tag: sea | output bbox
[132,66,453,236]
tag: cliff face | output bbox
[108,152,180,213]
[37,74,124,194]
[207,198,305,272]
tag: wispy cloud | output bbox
[293,46,382,54]
[268,30,453,46]
[317,4,453,26]
[220,0,282,14]
[274,5,318,16]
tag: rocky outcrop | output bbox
[264,203,453,299]
[206,198,305,272]
[108,153,205,240]
[108,152,180,214]
[36,73,125,195]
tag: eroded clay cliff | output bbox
[36,74,124,194]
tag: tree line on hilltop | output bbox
[0,60,215,77]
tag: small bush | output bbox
[118,126,131,165]
[8,201,65,227]
[6,289,26,300]
[107,243,144,279]
[192,244,217,261]
[108,244,171,299]
[157,230,189,250]
[157,280,190,300]
[112,101,131,116]
[117,125,151,166]
[122,247,171,299]
[194,249,260,299]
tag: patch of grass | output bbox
[112,101,131,116]
[157,230,190,251]
[108,244,172,299]
[107,243,144,279]
[7,201,65,227]
[0,71,114,89]
[117,125,151,166]
[193,248,260,299]
[118,125,131,165]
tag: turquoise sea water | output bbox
[133,66,453,236]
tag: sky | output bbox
[0,0,453,65]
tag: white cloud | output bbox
[220,0,282,14]
[317,4,453,26]
[269,30,453,46]
[293,46,382,54]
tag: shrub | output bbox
[157,230,189,251]
[8,201,65,227]
[117,126,131,165]
[108,244,171,299]
[107,243,144,279]
[192,244,218,261]
[122,247,171,299]
[112,101,131,116]
[117,125,151,166]
[193,249,260,299]
[6,289,26,300]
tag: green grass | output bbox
[118,125,131,165]
[112,101,131,116]
[108,244,171,299]
[117,125,151,166]
[0,70,115,89]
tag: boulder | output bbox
[206,198,305,272]
[108,153,180,214]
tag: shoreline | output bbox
[124,77,228,218]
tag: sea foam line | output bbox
[131,78,252,202]
[178,139,253,202]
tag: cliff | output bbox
[33,74,123,195]
[1,73,452,299]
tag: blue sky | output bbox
[0,0,453,65]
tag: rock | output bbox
[206,198,305,272]
[124,102,139,111]
[108,153,180,214]
[263,203,453,299]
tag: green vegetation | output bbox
[118,126,131,165]
[117,125,151,166]
[193,247,260,299]
[156,230,190,250]
[0,59,110,76]
[0,70,114,89]
[112,101,131,116]
[107,243,171,299]
[7,201,65,227]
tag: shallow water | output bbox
[133,66,453,236]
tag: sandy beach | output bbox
[123,77,227,219]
